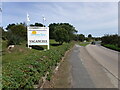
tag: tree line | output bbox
[1,22,100,46]
[101,34,120,48]
[1,22,78,45]
[2,22,119,47]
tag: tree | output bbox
[49,23,77,40]
[49,23,58,39]
[5,23,27,45]
[0,27,7,40]
[10,24,27,40]
[87,34,92,41]
[88,34,92,38]
[0,27,3,38]
[53,26,70,44]
[78,34,85,42]
[118,36,120,48]
[60,23,77,40]
[6,23,16,31]
[73,34,79,41]
[6,23,27,40]
[94,37,101,41]
[30,23,44,27]
[101,34,119,46]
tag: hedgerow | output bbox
[101,34,120,52]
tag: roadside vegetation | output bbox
[1,22,76,88]
[78,42,90,46]
[103,44,120,51]
[74,34,94,47]
[101,34,120,52]
[2,39,74,88]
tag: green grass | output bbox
[78,42,90,46]
[2,40,74,88]
[102,44,120,52]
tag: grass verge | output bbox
[2,40,74,88]
[78,42,90,46]
[102,44,120,52]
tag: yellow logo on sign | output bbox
[32,31,37,34]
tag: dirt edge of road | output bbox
[42,45,75,88]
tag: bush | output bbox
[6,32,23,45]
[6,24,27,40]
[101,34,120,51]
[49,23,77,43]
[53,26,70,44]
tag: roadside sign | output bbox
[27,26,49,50]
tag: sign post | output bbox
[47,28,49,50]
[26,14,49,50]
[26,13,30,48]
[27,26,49,50]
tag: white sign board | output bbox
[27,26,49,49]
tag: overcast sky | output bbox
[2,2,118,37]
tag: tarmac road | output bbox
[69,45,95,88]
[69,44,118,88]
[86,45,118,80]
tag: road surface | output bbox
[68,44,118,88]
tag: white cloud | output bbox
[2,2,118,36]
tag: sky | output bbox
[1,2,118,37]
